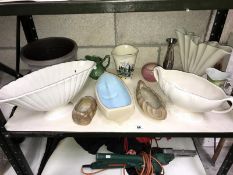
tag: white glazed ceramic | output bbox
[154,66,233,113]
[206,68,231,87]
[195,43,232,75]
[95,72,134,122]
[0,61,95,111]
[188,38,199,73]
[176,28,232,75]
[206,68,231,81]
[111,44,139,78]
[184,34,192,71]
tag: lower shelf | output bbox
[41,137,206,175]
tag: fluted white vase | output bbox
[176,28,232,76]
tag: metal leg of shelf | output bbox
[37,137,63,175]
[208,9,233,174]
[209,10,228,42]
[3,133,33,175]
[0,62,22,78]
[0,110,33,175]
[0,132,24,175]
[20,15,38,43]
[212,138,226,166]
[0,108,7,128]
[16,16,21,78]
[217,143,233,175]
[1,16,37,78]
[0,111,22,174]
[209,9,228,70]
[0,15,39,175]
[0,15,25,78]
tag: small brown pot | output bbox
[72,96,97,125]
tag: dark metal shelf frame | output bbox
[0,0,233,16]
[0,1,232,175]
[0,15,37,78]
[3,131,233,138]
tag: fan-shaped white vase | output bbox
[176,28,232,76]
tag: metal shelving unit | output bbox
[0,0,233,174]
[0,0,232,16]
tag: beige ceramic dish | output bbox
[72,96,97,125]
[136,80,167,120]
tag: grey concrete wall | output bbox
[0,10,213,72]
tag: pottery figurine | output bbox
[72,96,97,125]
[85,55,110,80]
[136,80,167,120]
[154,66,233,113]
[111,45,138,78]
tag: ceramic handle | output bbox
[212,97,233,113]
[102,55,110,69]
[153,67,160,82]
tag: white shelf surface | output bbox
[5,71,233,134]
[42,137,206,175]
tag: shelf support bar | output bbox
[208,9,233,175]
[209,10,228,42]
[0,110,33,175]
[217,143,233,175]
[16,16,21,78]
[1,15,38,78]
[20,15,38,43]
[0,132,24,175]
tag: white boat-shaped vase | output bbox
[153,66,233,113]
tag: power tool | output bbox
[82,147,197,175]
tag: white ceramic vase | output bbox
[153,66,233,113]
[176,28,232,76]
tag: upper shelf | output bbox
[0,0,233,16]
[4,70,233,137]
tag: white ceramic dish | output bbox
[154,66,233,113]
[0,61,95,111]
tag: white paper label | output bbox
[106,155,111,159]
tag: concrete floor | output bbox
[0,72,233,175]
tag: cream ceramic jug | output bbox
[153,66,233,113]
